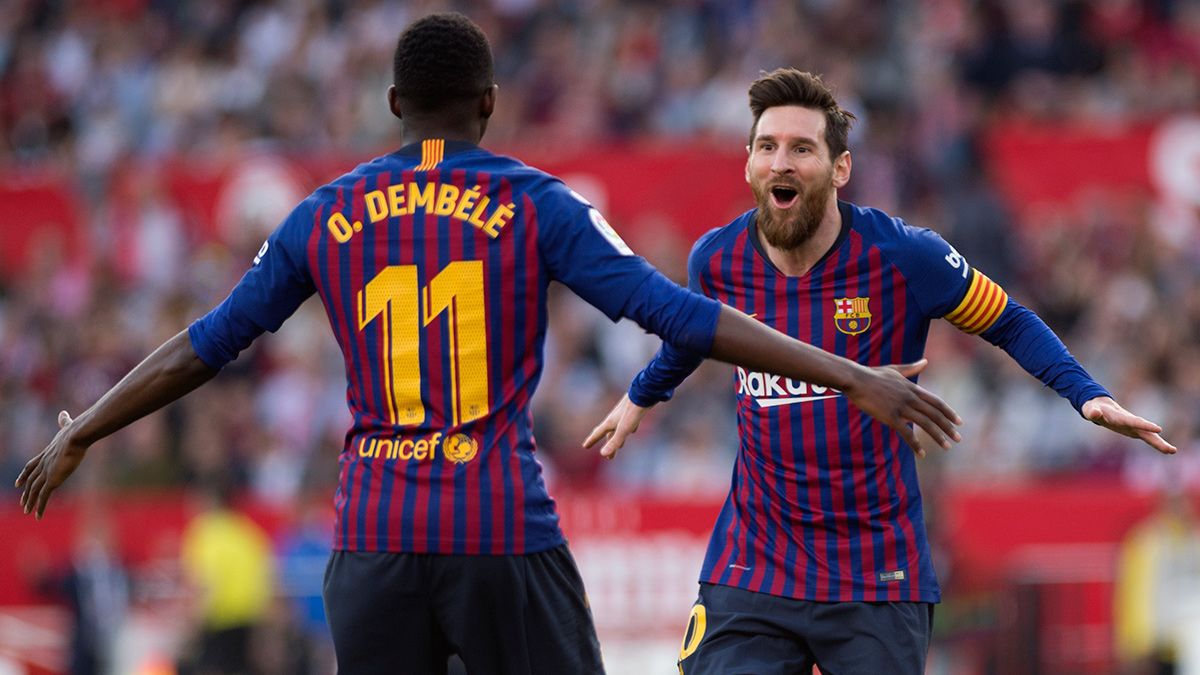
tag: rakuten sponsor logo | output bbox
[736,367,842,408]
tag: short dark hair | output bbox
[393,12,494,112]
[748,69,856,159]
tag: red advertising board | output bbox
[4,118,1198,282]
[983,115,1200,223]
[0,143,751,283]
[0,481,1187,673]
[0,169,85,282]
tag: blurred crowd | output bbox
[1,0,1199,566]
[3,0,1200,167]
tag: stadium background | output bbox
[1,0,1198,673]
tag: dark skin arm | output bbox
[586,305,962,458]
[709,306,960,449]
[21,308,961,518]
[16,330,216,519]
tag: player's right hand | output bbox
[844,359,962,458]
[583,394,651,460]
[15,411,88,520]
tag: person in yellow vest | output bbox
[180,480,275,675]
[1115,489,1200,675]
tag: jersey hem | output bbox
[700,577,941,604]
[331,533,567,556]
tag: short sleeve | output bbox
[534,181,658,321]
[189,201,317,369]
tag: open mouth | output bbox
[769,185,799,209]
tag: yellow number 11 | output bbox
[356,261,490,427]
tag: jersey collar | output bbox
[748,200,853,278]
[395,139,482,157]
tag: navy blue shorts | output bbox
[678,583,933,675]
[323,545,604,674]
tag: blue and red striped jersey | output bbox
[630,201,1108,603]
[188,139,720,555]
[697,202,959,602]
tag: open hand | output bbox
[583,394,651,460]
[1082,396,1176,454]
[844,359,962,458]
[15,411,88,519]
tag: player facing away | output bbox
[585,68,1177,675]
[17,18,964,675]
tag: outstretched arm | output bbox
[978,300,1174,454]
[1081,396,1175,454]
[20,197,338,518]
[710,305,959,454]
[878,226,1172,456]
[16,330,216,518]
[589,302,962,458]
[582,339,702,460]
[544,201,962,460]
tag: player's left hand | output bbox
[1081,396,1177,455]
[583,394,651,460]
[16,411,89,519]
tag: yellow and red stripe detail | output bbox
[945,270,1008,334]
[416,138,444,171]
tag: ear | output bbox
[480,84,498,120]
[832,150,852,188]
[387,85,402,121]
[744,146,752,185]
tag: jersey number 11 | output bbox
[356,261,490,428]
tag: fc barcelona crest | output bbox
[834,297,871,335]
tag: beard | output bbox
[752,168,834,251]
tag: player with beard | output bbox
[585,68,1175,674]
[17,20,973,675]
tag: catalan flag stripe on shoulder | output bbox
[416,138,444,171]
[945,269,1008,333]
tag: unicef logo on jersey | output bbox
[356,431,480,464]
[443,433,480,464]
